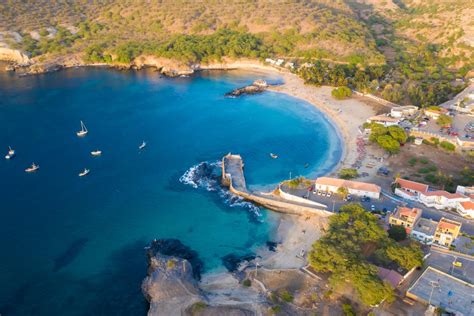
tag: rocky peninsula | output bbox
[142,239,265,316]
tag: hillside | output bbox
[0,0,472,106]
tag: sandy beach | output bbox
[268,71,379,174]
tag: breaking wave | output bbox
[179,161,262,220]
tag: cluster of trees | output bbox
[298,45,466,107]
[16,26,81,57]
[84,29,271,64]
[309,204,423,306]
[367,123,407,154]
[331,86,352,100]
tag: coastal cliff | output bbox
[2,51,277,77]
[142,239,261,316]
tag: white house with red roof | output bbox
[456,200,474,219]
[314,177,381,199]
[394,178,429,201]
[419,190,469,210]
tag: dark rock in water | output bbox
[53,237,89,272]
[266,241,278,252]
[221,253,256,272]
[225,82,268,97]
[147,239,204,280]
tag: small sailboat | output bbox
[139,141,147,150]
[5,146,15,159]
[91,150,102,157]
[270,153,278,159]
[76,121,88,137]
[79,168,90,177]
[25,163,39,173]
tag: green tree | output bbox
[337,186,349,199]
[440,141,455,151]
[368,123,388,143]
[437,114,452,126]
[377,135,401,154]
[385,242,424,270]
[388,225,407,241]
[331,86,352,100]
[388,126,408,144]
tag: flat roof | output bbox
[412,218,438,236]
[315,177,381,194]
[425,247,474,284]
[407,267,473,316]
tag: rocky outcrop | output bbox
[133,56,194,76]
[0,47,30,66]
[142,239,204,316]
[142,239,262,316]
[225,80,269,97]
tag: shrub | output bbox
[280,290,294,303]
[418,168,431,174]
[342,303,355,316]
[440,141,455,151]
[167,259,176,269]
[331,86,352,100]
[270,305,282,314]
[419,158,429,164]
[242,279,251,287]
[190,302,207,313]
[339,168,359,179]
[388,225,407,241]
[408,158,417,166]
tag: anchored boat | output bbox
[139,141,146,150]
[79,168,90,177]
[76,121,88,137]
[25,163,39,173]
[5,146,15,159]
[91,150,102,156]
[270,153,278,159]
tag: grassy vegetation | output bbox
[1,1,471,107]
[339,168,359,180]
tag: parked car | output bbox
[371,205,376,211]
[321,192,326,197]
[317,191,322,196]
[327,191,332,198]
[362,196,371,202]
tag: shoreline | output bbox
[5,58,373,272]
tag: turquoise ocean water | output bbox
[0,68,342,315]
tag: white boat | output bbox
[76,120,88,137]
[5,146,15,159]
[25,163,39,173]
[270,153,278,159]
[79,168,90,177]
[91,150,102,156]
[139,141,146,150]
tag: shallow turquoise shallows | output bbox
[0,68,342,315]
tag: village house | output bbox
[456,185,474,195]
[418,190,469,210]
[314,177,381,199]
[433,217,462,247]
[424,107,448,120]
[456,200,474,218]
[410,218,438,245]
[388,207,422,233]
[394,178,429,201]
[366,115,400,127]
[390,105,418,118]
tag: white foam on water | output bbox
[180,161,262,220]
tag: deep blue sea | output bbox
[0,68,342,315]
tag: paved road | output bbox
[283,185,474,235]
